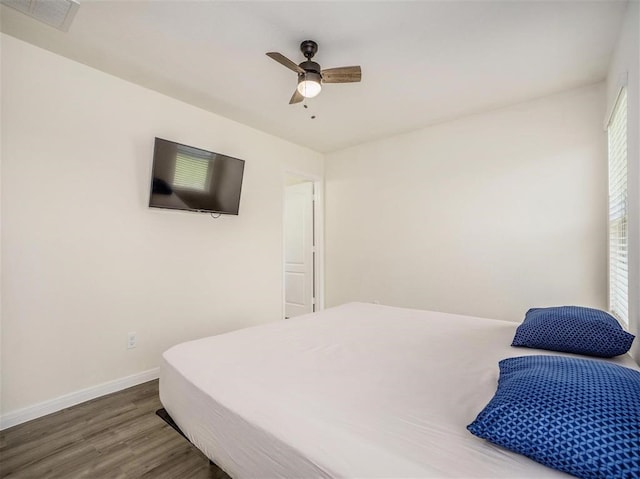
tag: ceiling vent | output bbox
[1,0,79,31]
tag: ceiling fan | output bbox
[267,40,361,104]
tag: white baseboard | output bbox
[0,367,160,431]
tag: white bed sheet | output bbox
[159,302,639,478]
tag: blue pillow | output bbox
[467,356,640,479]
[511,306,634,357]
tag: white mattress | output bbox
[159,302,639,478]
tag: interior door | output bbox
[284,181,314,318]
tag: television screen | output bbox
[149,138,245,215]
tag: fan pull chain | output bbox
[303,102,316,120]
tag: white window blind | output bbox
[174,152,210,191]
[607,88,628,325]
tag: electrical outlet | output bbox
[127,332,137,349]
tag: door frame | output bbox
[282,169,324,318]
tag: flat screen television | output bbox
[149,138,245,215]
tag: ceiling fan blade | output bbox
[289,89,304,104]
[321,66,361,83]
[266,52,305,75]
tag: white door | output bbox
[284,181,314,318]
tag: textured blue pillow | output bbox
[511,306,634,357]
[467,356,640,479]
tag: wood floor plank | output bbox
[0,380,230,479]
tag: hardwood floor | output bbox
[0,380,231,479]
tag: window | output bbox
[607,88,628,326]
[173,146,212,192]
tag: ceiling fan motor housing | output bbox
[299,60,321,74]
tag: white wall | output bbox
[0,32,4,415]
[606,0,640,362]
[0,34,323,415]
[325,84,607,323]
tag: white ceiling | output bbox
[0,0,628,153]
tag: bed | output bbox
[159,302,639,478]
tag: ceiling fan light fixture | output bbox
[297,72,322,98]
[267,41,360,105]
